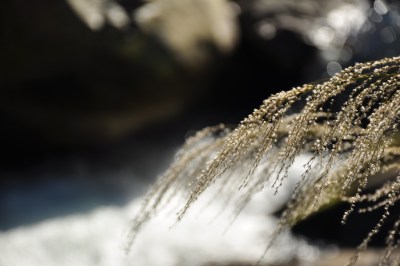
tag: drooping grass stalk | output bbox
[128,56,400,265]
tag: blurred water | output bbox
[0,154,321,266]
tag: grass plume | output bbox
[128,56,400,265]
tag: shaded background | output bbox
[1,0,400,265]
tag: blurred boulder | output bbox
[0,0,238,147]
[134,0,238,68]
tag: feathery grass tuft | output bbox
[128,56,400,265]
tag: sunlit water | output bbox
[0,155,321,266]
